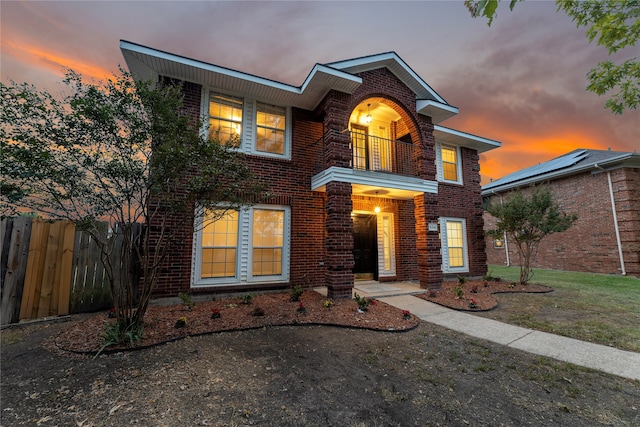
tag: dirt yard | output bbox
[2,290,639,426]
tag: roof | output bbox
[482,149,640,195]
[120,40,457,123]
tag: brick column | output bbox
[326,181,354,299]
[414,192,442,290]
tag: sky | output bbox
[2,0,639,184]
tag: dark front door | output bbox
[352,214,378,280]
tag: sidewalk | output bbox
[339,281,640,381]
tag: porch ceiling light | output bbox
[365,103,373,123]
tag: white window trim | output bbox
[439,217,469,274]
[377,212,396,277]
[435,142,463,184]
[201,87,291,160]
[191,205,290,287]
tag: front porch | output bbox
[314,279,424,299]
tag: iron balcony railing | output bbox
[314,129,418,178]
[349,130,416,177]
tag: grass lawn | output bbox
[476,265,640,352]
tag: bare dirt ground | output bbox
[2,287,639,426]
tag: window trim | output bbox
[192,204,290,287]
[435,142,463,184]
[202,88,291,160]
[439,217,469,273]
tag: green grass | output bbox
[481,266,640,352]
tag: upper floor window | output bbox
[205,90,290,159]
[208,92,243,147]
[436,143,462,184]
[256,102,286,155]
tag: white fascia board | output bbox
[329,52,447,103]
[311,167,438,194]
[300,64,362,93]
[434,125,501,153]
[120,40,362,108]
[121,40,301,94]
[416,100,459,124]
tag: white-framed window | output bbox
[256,102,286,155]
[208,92,243,147]
[192,205,290,287]
[435,142,462,184]
[204,89,291,159]
[440,217,469,273]
[377,212,396,277]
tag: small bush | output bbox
[290,285,304,302]
[241,293,253,305]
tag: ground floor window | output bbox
[377,212,396,277]
[440,217,469,273]
[193,205,290,287]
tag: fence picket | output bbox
[1,218,32,325]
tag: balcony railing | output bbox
[314,129,418,178]
[349,130,416,177]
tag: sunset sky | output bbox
[2,1,638,184]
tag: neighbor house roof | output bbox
[482,149,640,195]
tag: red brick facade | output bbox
[484,168,640,276]
[147,64,490,298]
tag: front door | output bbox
[352,214,378,280]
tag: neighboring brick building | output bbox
[483,149,640,277]
[121,41,501,298]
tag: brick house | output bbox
[121,40,501,299]
[482,149,640,277]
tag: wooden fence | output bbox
[1,218,139,325]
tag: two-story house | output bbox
[120,40,501,299]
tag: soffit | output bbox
[120,40,361,110]
[434,125,501,154]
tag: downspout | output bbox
[490,190,510,267]
[596,164,626,275]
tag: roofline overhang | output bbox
[327,52,448,104]
[119,40,362,110]
[433,125,501,153]
[481,152,640,195]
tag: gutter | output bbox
[595,164,626,275]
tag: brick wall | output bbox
[484,168,640,276]
[150,65,492,297]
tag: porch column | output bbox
[414,192,443,290]
[326,181,354,299]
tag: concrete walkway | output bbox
[335,281,640,381]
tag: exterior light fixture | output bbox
[365,103,373,123]
[374,206,381,214]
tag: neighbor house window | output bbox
[436,143,462,184]
[440,217,468,273]
[193,205,290,286]
[256,102,286,155]
[208,92,243,146]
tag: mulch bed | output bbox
[416,279,553,311]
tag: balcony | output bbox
[349,130,416,177]
[311,129,437,200]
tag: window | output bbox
[193,205,290,286]
[200,210,238,278]
[377,213,395,276]
[440,218,468,273]
[436,143,462,184]
[252,209,284,276]
[205,90,290,159]
[256,103,285,155]
[208,92,243,146]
